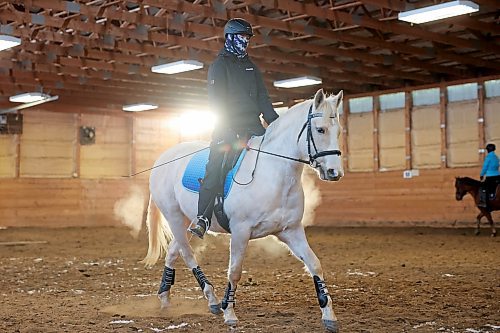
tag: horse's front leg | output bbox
[475,212,485,235]
[484,212,497,237]
[277,226,338,333]
[222,229,251,326]
[158,240,180,309]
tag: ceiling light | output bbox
[122,103,158,112]
[151,60,204,75]
[273,76,322,89]
[398,0,479,24]
[9,92,50,103]
[0,35,21,51]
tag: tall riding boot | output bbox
[478,187,487,208]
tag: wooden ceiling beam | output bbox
[140,0,499,70]
[0,11,373,91]
[256,0,499,54]
[3,0,474,79]
[1,10,404,88]
[360,0,499,35]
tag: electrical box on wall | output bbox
[0,114,23,135]
[79,126,96,145]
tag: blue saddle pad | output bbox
[182,148,246,198]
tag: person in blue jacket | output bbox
[479,143,500,207]
[189,18,279,239]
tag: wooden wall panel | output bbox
[80,114,131,178]
[378,109,405,171]
[484,97,500,144]
[20,111,76,177]
[447,101,479,167]
[314,167,483,227]
[0,135,17,178]
[134,116,180,179]
[412,105,441,169]
[0,178,148,227]
[347,112,373,172]
[1,167,486,228]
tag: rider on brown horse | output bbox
[478,143,500,208]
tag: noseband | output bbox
[297,104,342,167]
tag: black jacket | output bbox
[207,49,279,136]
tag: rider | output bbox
[478,143,500,207]
[189,18,279,239]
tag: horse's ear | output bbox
[313,88,325,111]
[335,90,343,118]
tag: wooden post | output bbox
[15,111,21,178]
[74,113,81,177]
[439,86,448,168]
[477,81,486,163]
[404,91,413,170]
[130,115,136,176]
[342,97,349,172]
[373,96,380,172]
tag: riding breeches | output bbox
[483,175,500,198]
[197,131,245,220]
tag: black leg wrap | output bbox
[158,267,175,295]
[192,266,212,291]
[221,282,236,310]
[313,275,330,308]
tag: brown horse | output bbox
[455,177,499,237]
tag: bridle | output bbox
[296,104,342,167]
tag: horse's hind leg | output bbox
[484,212,497,237]
[277,226,338,333]
[168,221,221,314]
[158,240,181,309]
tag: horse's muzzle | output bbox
[455,193,463,201]
[325,168,343,181]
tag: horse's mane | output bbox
[264,91,340,138]
[457,177,481,186]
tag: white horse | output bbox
[143,88,344,332]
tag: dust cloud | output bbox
[113,185,146,239]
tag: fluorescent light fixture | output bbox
[151,60,204,74]
[9,92,50,103]
[398,0,479,24]
[122,103,158,112]
[273,76,322,89]
[0,35,21,51]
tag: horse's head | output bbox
[455,177,466,200]
[302,89,344,182]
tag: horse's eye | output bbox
[316,127,325,134]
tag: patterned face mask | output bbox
[224,34,249,58]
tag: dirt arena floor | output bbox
[0,226,499,333]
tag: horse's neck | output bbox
[252,107,307,177]
[467,185,479,198]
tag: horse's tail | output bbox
[141,195,172,267]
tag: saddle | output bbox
[182,147,246,233]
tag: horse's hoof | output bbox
[323,319,339,332]
[209,303,222,314]
[474,230,480,236]
[224,319,238,326]
[491,232,497,238]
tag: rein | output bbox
[123,146,209,177]
[234,104,342,185]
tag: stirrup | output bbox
[189,216,210,239]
